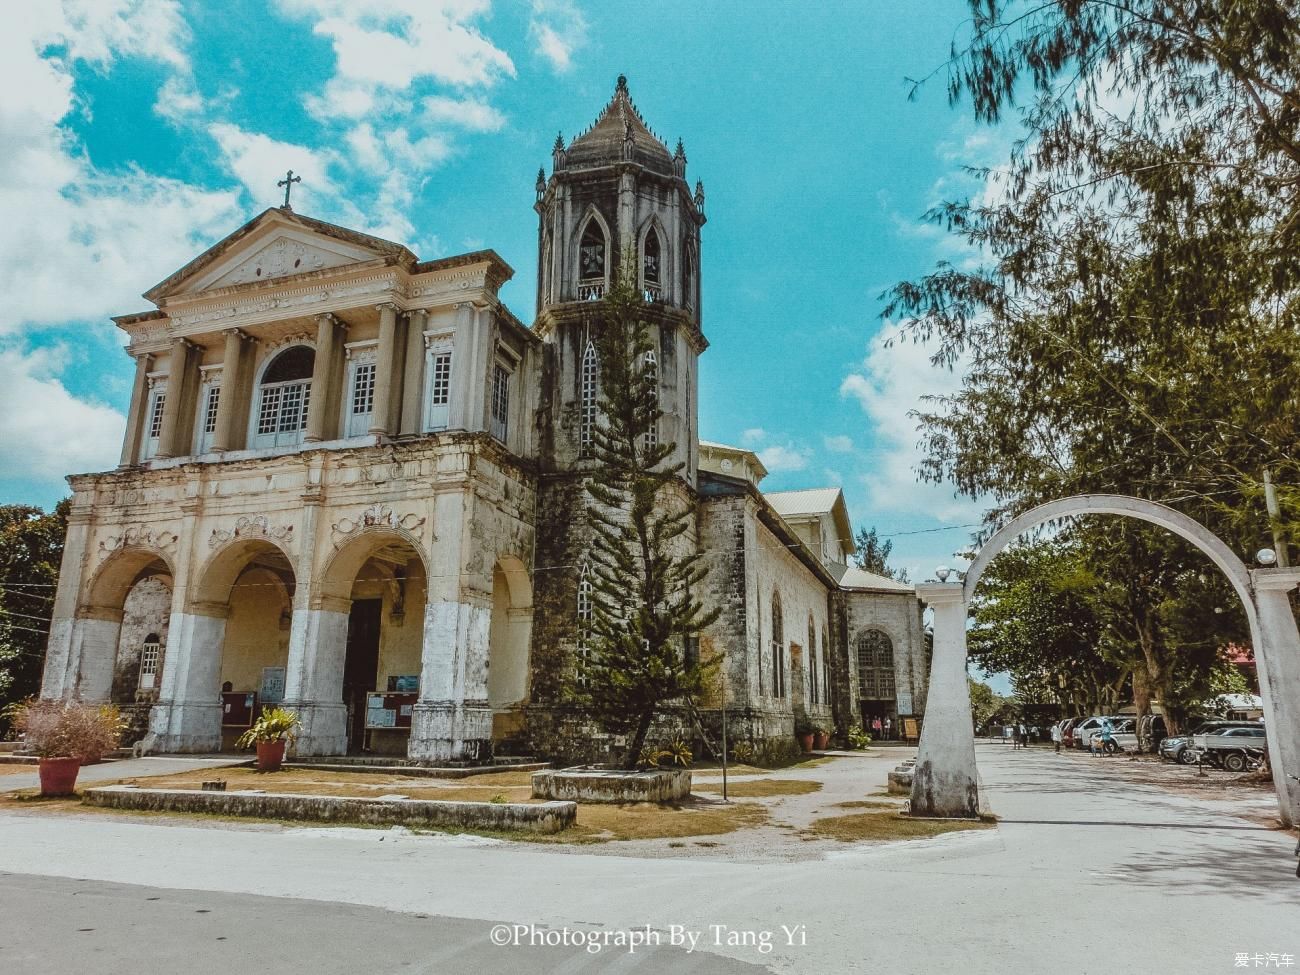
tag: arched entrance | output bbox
[152,537,295,752]
[487,555,533,742]
[302,528,427,756]
[912,495,1300,827]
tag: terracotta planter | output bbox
[814,732,831,751]
[38,756,82,796]
[255,739,287,772]
[797,732,814,753]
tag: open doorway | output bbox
[343,599,382,754]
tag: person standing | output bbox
[1051,722,1063,753]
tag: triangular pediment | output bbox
[145,208,415,304]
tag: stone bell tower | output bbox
[532,73,707,484]
[523,76,709,729]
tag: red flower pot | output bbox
[797,732,815,753]
[255,739,287,772]
[814,732,831,751]
[38,756,82,796]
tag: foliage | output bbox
[889,4,1300,722]
[967,678,1010,731]
[727,739,755,764]
[846,722,872,750]
[234,707,300,748]
[8,698,124,760]
[642,738,693,769]
[572,254,720,769]
[852,526,909,582]
[0,501,68,733]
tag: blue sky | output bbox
[0,0,1012,580]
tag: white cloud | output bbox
[209,122,340,212]
[529,0,588,73]
[423,95,505,132]
[840,322,986,524]
[740,427,766,446]
[757,444,811,473]
[0,344,124,479]
[823,434,854,453]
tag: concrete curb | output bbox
[533,767,691,803]
[83,785,576,833]
[281,761,549,779]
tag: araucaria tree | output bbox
[575,256,719,769]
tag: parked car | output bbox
[1071,716,1120,750]
[1060,717,1083,749]
[1159,721,1259,765]
[1084,719,1138,754]
[1190,725,1267,772]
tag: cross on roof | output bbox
[277,169,302,209]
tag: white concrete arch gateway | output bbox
[911,494,1300,827]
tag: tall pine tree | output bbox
[574,254,719,769]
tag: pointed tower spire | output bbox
[694,179,706,215]
[552,132,567,172]
[673,139,687,179]
[535,167,546,201]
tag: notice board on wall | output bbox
[222,692,256,728]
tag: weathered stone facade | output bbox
[40,76,928,765]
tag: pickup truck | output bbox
[1190,725,1267,771]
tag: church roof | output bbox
[564,75,675,177]
[834,564,914,594]
[763,487,857,560]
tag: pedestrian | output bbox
[1051,722,1063,754]
[1099,717,1115,757]
[883,716,892,740]
[1017,722,1028,749]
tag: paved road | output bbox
[0,744,1294,974]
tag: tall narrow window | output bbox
[576,562,593,684]
[491,363,510,442]
[580,339,599,457]
[578,218,607,300]
[821,627,830,704]
[139,633,162,691]
[808,617,818,705]
[143,386,166,460]
[253,345,314,448]
[642,350,659,451]
[195,383,220,454]
[771,592,786,698]
[642,228,662,301]
[856,630,896,700]
[346,358,376,438]
[424,347,452,431]
[683,240,697,311]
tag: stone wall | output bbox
[111,576,172,703]
[843,589,928,726]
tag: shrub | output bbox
[727,739,755,764]
[847,722,872,750]
[234,707,300,749]
[8,699,124,761]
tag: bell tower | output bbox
[533,74,707,483]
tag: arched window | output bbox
[641,350,659,450]
[808,616,818,705]
[642,227,662,301]
[856,629,896,700]
[254,345,314,448]
[139,633,162,691]
[541,231,553,305]
[578,217,608,300]
[576,562,593,684]
[682,239,697,311]
[770,592,786,698]
[580,339,599,457]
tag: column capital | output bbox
[375,300,400,313]
[1251,567,1300,592]
[915,582,965,607]
[314,312,337,327]
[223,327,252,342]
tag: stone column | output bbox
[304,313,340,443]
[369,302,399,437]
[119,353,153,467]
[211,329,247,453]
[399,308,427,435]
[148,603,225,752]
[155,339,196,459]
[1248,570,1300,827]
[40,502,93,698]
[281,464,348,755]
[408,490,492,763]
[909,583,981,818]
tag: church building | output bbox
[39,77,928,762]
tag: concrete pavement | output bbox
[0,743,1294,974]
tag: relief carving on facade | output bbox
[330,504,427,545]
[207,515,295,549]
[97,526,180,558]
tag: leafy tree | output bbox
[852,525,910,582]
[967,677,1009,731]
[888,3,1300,719]
[1,501,67,733]
[575,256,720,769]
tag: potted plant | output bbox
[7,699,124,796]
[813,725,831,751]
[235,707,299,771]
[795,718,815,753]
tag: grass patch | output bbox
[694,779,821,798]
[834,799,903,810]
[802,811,995,843]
